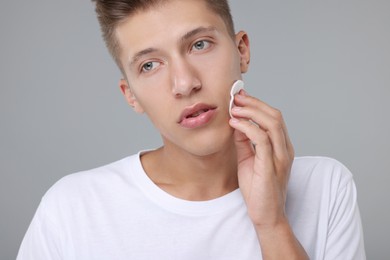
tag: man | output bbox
[17,0,365,259]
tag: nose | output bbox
[171,58,201,98]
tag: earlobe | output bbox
[119,79,144,114]
[235,31,251,73]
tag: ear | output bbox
[119,79,145,114]
[235,31,251,73]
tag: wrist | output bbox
[253,217,291,237]
[254,219,309,260]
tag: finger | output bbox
[234,90,279,119]
[229,118,275,172]
[232,128,255,164]
[232,92,294,178]
[281,119,295,160]
[231,99,289,167]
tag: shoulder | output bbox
[41,154,141,210]
[290,157,365,259]
[49,156,131,190]
[288,156,356,207]
[291,156,353,187]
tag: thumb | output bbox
[233,129,254,164]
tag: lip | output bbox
[178,103,217,128]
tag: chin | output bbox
[181,126,235,157]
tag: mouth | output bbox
[178,103,217,128]
[186,108,211,118]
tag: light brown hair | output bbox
[91,0,235,74]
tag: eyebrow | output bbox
[129,48,158,67]
[179,26,218,44]
[129,26,218,68]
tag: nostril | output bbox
[174,92,183,98]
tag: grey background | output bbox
[1,0,389,259]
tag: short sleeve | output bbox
[324,171,366,260]
[16,199,62,260]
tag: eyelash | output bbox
[191,40,212,52]
[141,61,160,73]
[138,39,213,74]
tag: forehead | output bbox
[115,0,230,63]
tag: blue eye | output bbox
[141,61,159,72]
[192,40,210,51]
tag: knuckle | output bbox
[270,119,283,131]
[272,108,283,121]
[290,146,295,158]
[255,131,270,146]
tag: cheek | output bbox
[126,76,170,113]
[227,49,242,76]
[136,91,173,126]
[137,93,163,115]
[195,47,241,80]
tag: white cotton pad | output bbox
[229,80,245,118]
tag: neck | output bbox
[141,142,238,201]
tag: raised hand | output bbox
[229,89,308,259]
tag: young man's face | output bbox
[116,0,250,156]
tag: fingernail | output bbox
[236,90,247,98]
[230,118,240,124]
[232,106,241,112]
[236,93,244,99]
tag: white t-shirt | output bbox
[17,153,366,259]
